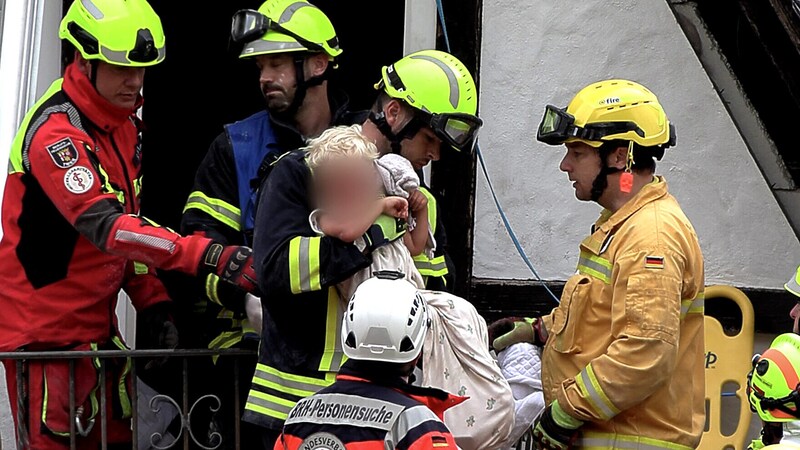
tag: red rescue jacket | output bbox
[275,361,464,450]
[0,62,212,351]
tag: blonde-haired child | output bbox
[305,125,433,299]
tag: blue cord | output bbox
[435,0,559,303]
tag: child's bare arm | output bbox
[318,197,408,243]
[404,190,430,256]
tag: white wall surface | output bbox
[474,0,800,290]
[0,2,62,447]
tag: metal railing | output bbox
[0,348,256,450]
[2,348,537,450]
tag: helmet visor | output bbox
[537,104,644,146]
[427,112,483,152]
[231,9,325,53]
[231,9,271,44]
[537,105,575,145]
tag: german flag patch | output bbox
[432,435,451,448]
[645,255,664,269]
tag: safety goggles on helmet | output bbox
[537,104,644,146]
[231,9,324,53]
[417,111,483,153]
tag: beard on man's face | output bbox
[261,82,294,113]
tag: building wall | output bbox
[474,0,800,290]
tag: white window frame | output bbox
[403,0,437,184]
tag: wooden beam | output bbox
[470,278,795,334]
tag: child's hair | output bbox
[305,125,379,170]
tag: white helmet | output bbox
[342,272,429,364]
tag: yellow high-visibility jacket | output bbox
[541,177,705,450]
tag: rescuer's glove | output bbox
[488,317,547,352]
[532,401,582,450]
[201,243,259,294]
[137,302,179,350]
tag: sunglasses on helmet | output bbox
[536,105,644,146]
[230,9,324,53]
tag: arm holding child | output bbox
[404,189,430,256]
[317,197,409,243]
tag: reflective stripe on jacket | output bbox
[0,62,205,351]
[244,150,372,430]
[540,177,705,449]
[180,96,364,354]
[412,187,451,289]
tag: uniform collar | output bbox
[62,61,142,133]
[337,361,467,421]
[581,176,668,255]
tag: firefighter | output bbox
[746,266,800,448]
[358,50,483,291]
[748,333,800,449]
[0,1,256,448]
[490,79,705,449]
[275,272,461,450]
[175,1,360,445]
[244,50,481,448]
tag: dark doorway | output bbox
[139,0,405,228]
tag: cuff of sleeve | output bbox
[551,400,584,430]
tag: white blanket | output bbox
[497,343,546,448]
[421,291,515,450]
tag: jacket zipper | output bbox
[109,135,135,214]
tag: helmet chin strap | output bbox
[89,60,100,88]
[367,109,423,154]
[590,144,623,202]
[278,54,331,122]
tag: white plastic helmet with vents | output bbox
[342,272,429,364]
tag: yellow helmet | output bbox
[537,79,675,149]
[59,0,165,67]
[231,0,341,60]
[748,333,800,422]
[785,265,800,297]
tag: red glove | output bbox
[201,243,259,294]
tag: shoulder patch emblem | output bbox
[645,255,664,269]
[299,432,345,450]
[46,137,79,169]
[64,166,95,194]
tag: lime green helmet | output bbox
[59,0,165,67]
[786,265,800,297]
[232,0,342,61]
[748,333,800,422]
[371,50,482,152]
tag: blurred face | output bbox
[256,53,298,113]
[79,57,144,110]
[559,141,603,201]
[399,127,442,170]
[314,157,380,214]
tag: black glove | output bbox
[200,243,259,294]
[137,302,179,350]
[532,402,582,450]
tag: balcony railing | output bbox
[0,348,255,450]
[1,348,534,450]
